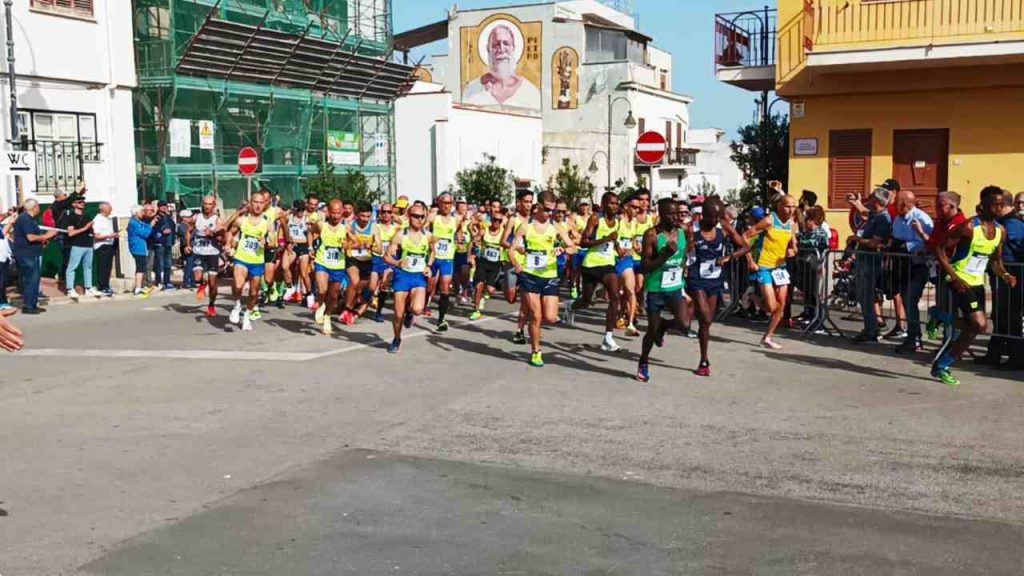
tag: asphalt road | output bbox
[2,292,1023,575]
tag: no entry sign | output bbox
[635,131,667,165]
[238,147,260,176]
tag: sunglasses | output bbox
[409,213,426,220]
[380,210,393,214]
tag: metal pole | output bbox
[4,0,15,144]
[246,175,252,202]
[606,92,612,191]
[760,90,769,208]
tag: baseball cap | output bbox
[751,206,766,220]
[871,187,892,205]
[456,196,467,204]
[879,178,901,192]
[395,197,409,209]
[692,206,703,215]
[179,209,193,218]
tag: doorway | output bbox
[892,129,949,212]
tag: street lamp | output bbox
[588,150,607,175]
[605,93,636,191]
[758,95,786,208]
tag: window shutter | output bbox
[74,0,94,14]
[638,117,645,134]
[665,120,672,150]
[828,129,872,209]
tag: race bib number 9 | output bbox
[771,268,791,286]
[435,239,453,259]
[661,267,683,289]
[965,255,989,275]
[483,247,501,262]
[324,247,342,265]
[405,255,426,273]
[528,252,549,270]
[699,260,722,280]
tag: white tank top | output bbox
[288,214,308,243]
[192,213,221,256]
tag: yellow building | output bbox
[716,0,1024,235]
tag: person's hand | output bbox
[0,309,23,352]
[747,259,758,273]
[85,221,94,229]
[1006,274,1019,289]
[911,220,924,234]
[846,193,858,204]
[664,238,678,255]
[184,246,192,255]
[951,276,969,294]
[605,230,618,242]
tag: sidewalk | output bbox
[4,269,202,308]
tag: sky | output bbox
[392,0,771,139]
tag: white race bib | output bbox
[599,242,614,255]
[241,236,260,255]
[351,248,369,259]
[699,260,722,279]
[528,252,549,270]
[195,237,212,249]
[661,267,683,289]
[289,224,305,238]
[965,255,989,275]
[483,247,501,262]
[435,239,453,259]
[618,238,633,251]
[405,254,426,273]
[771,268,791,286]
[324,247,342,265]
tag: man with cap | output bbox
[394,196,410,228]
[847,186,893,342]
[152,200,178,291]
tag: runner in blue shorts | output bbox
[385,203,434,353]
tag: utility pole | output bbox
[4,0,16,144]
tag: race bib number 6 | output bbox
[528,252,549,270]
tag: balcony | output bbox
[714,8,778,92]
[17,140,102,193]
[639,147,698,170]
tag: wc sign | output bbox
[2,150,36,181]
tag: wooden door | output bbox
[892,129,948,212]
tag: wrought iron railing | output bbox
[17,140,103,192]
[669,147,698,167]
[714,8,779,70]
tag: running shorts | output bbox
[235,259,265,279]
[264,247,279,264]
[454,252,469,269]
[349,259,373,280]
[474,260,502,289]
[950,284,986,316]
[583,265,616,284]
[372,256,393,276]
[314,263,350,287]
[193,254,220,274]
[393,269,429,293]
[432,259,454,278]
[646,289,684,316]
[615,257,635,276]
[293,244,310,257]
[521,273,560,297]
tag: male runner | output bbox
[384,202,434,353]
[569,200,592,299]
[341,202,375,324]
[469,208,506,320]
[227,194,272,331]
[187,195,225,317]
[257,190,291,314]
[502,189,534,344]
[370,202,399,322]
[427,192,463,332]
[744,195,798,349]
[636,198,690,382]
[453,197,473,305]
[571,191,623,352]
[686,197,750,376]
[511,191,577,367]
[632,189,655,313]
[308,200,349,336]
[281,200,309,304]
[616,195,641,337]
[931,186,1017,387]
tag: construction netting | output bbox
[133,0,398,209]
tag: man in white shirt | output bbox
[92,202,117,296]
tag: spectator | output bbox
[128,205,155,298]
[980,190,1023,370]
[848,187,893,342]
[891,190,934,353]
[1016,191,1024,217]
[0,210,11,311]
[12,199,58,314]
[59,195,100,301]
[153,201,177,291]
[92,202,117,297]
[793,205,829,332]
[178,209,195,289]
[144,203,158,287]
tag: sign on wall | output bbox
[2,150,36,194]
[169,119,191,158]
[460,13,542,112]
[198,120,215,150]
[327,131,361,165]
[794,137,818,156]
[552,46,579,110]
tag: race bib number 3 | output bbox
[699,260,722,280]
[771,268,791,286]
[405,255,426,273]
[435,239,453,259]
[483,247,501,262]
[661,267,683,289]
[528,252,549,270]
[965,255,989,275]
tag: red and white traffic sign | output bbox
[238,146,260,176]
[635,131,667,165]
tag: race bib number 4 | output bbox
[405,255,426,273]
[965,255,989,275]
[483,247,501,262]
[771,268,791,286]
[527,252,549,270]
[699,260,722,280]
[435,239,453,259]
[661,267,683,289]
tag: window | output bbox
[30,0,94,17]
[18,109,102,191]
[33,114,53,139]
[79,116,96,142]
[16,112,30,138]
[828,129,872,209]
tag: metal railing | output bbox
[714,8,778,70]
[668,147,698,167]
[17,140,103,193]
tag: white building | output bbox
[0,0,137,214]
[679,128,744,199]
[395,0,729,203]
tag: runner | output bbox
[636,198,690,382]
[257,190,292,314]
[427,192,462,332]
[187,195,225,317]
[384,202,434,353]
[686,196,750,376]
[502,189,534,344]
[615,195,641,337]
[341,202,375,325]
[281,199,312,304]
[226,194,272,331]
[370,202,399,322]
[931,186,1017,387]
[511,191,577,367]
[453,197,473,306]
[570,200,592,299]
[552,199,575,291]
[632,189,655,314]
[469,208,506,321]
[308,200,349,336]
[744,195,798,349]
[571,191,623,352]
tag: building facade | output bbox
[133,0,411,209]
[396,0,729,203]
[1,0,137,214]
[716,0,1024,232]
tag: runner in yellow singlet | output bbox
[226,194,271,332]
[468,208,506,321]
[632,188,655,315]
[257,191,292,312]
[502,189,534,344]
[571,191,623,352]
[384,201,435,353]
[744,194,798,350]
[453,197,473,306]
[370,202,399,323]
[616,195,641,337]
[427,192,464,332]
[308,200,349,336]
[569,200,592,299]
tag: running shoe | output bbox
[86,288,102,298]
[403,312,414,329]
[760,337,782,350]
[206,305,217,318]
[469,310,483,321]
[635,363,650,383]
[370,294,380,309]
[283,286,296,302]
[931,366,960,388]
[229,304,241,324]
[683,329,698,339]
[269,283,280,303]
[696,361,711,377]
[437,319,450,332]
[241,312,253,331]
[69,290,79,302]
[314,303,326,323]
[250,307,263,320]
[339,310,355,326]
[654,332,664,348]
[570,286,578,299]
[512,330,527,345]
[307,294,317,310]
[373,311,385,323]
[196,284,207,302]
[601,337,621,352]
[852,332,880,344]
[387,338,401,354]
[529,351,544,367]
[163,284,177,292]
[625,324,640,337]
[894,339,922,354]
[884,327,908,341]
[322,316,333,336]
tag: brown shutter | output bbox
[665,120,672,149]
[828,129,872,209]
[638,117,645,134]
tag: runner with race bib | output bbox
[744,195,797,350]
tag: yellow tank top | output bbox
[507,214,529,265]
[400,231,430,274]
[432,215,457,261]
[315,221,347,271]
[456,219,471,254]
[523,222,558,279]
[632,216,654,262]
[235,215,269,265]
[583,216,619,268]
[347,221,374,261]
[480,227,504,263]
[756,213,795,269]
[952,220,1003,287]
[617,218,637,260]
[574,214,588,233]
[374,222,399,257]
[263,206,281,245]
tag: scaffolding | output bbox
[133,0,412,208]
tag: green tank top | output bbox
[645,230,686,293]
[952,221,1002,287]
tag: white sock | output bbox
[234,300,241,309]
[604,331,613,340]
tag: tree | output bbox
[305,162,381,206]
[455,154,514,206]
[553,158,595,209]
[730,108,789,210]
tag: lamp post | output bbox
[605,93,636,191]
[759,95,786,207]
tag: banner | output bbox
[169,119,191,158]
[327,131,360,166]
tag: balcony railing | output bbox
[714,8,778,70]
[17,140,102,192]
[669,147,698,167]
